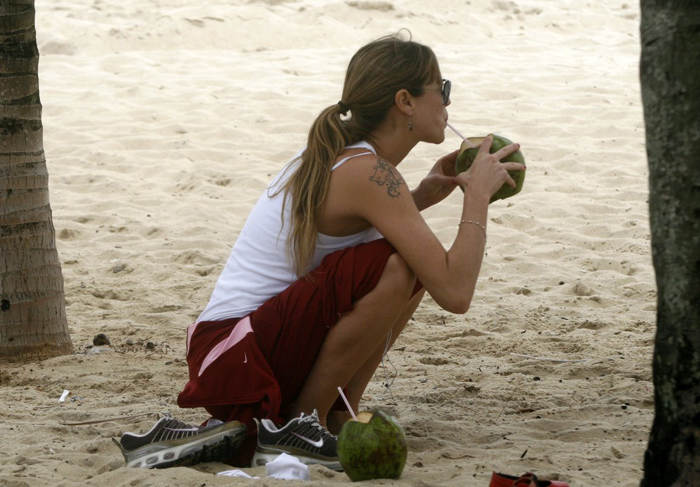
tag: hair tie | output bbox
[337,100,349,116]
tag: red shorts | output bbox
[177,238,422,465]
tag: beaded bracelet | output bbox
[458,219,487,239]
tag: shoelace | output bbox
[157,418,199,440]
[298,412,335,440]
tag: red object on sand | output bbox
[490,471,570,487]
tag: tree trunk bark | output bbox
[0,0,73,360]
[640,0,700,485]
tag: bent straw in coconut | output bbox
[447,122,477,147]
[337,386,358,421]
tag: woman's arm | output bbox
[410,149,460,211]
[339,137,524,314]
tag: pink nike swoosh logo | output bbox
[292,432,324,448]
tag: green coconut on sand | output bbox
[337,410,408,482]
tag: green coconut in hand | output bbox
[337,410,408,482]
[455,134,526,203]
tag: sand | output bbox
[0,0,653,485]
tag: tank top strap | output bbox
[331,141,377,171]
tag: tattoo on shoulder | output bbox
[369,158,405,198]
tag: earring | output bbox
[408,117,413,132]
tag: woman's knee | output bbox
[380,253,417,296]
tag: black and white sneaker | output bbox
[113,415,246,468]
[252,410,342,471]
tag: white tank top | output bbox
[197,141,382,322]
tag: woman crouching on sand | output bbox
[113,30,524,470]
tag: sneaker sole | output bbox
[115,421,246,469]
[251,450,343,472]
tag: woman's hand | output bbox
[455,136,524,200]
[412,149,460,210]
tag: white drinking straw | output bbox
[446,122,477,147]
[337,386,358,421]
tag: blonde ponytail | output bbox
[279,103,349,276]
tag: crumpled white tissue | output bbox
[217,469,259,479]
[265,452,310,481]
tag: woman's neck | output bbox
[367,123,418,167]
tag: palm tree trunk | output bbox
[0,0,73,360]
[640,0,700,484]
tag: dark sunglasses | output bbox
[440,79,451,105]
[424,79,451,105]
